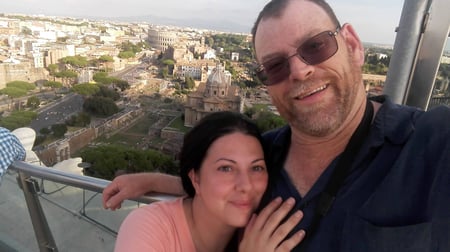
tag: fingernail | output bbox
[286,197,295,205]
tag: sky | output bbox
[0,0,416,45]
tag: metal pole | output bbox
[383,0,430,104]
[17,172,59,252]
[405,0,450,109]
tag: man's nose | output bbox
[288,55,314,82]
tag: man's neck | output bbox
[285,99,378,197]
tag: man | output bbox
[0,127,26,184]
[103,0,450,251]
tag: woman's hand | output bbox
[239,197,305,252]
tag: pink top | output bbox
[115,197,196,252]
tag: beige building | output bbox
[173,58,216,82]
[148,28,178,52]
[184,64,243,127]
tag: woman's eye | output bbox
[252,165,266,172]
[218,166,232,172]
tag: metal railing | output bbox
[9,160,176,252]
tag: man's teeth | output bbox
[298,85,327,99]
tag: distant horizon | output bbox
[2,10,449,52]
[2,0,404,45]
[2,11,398,48]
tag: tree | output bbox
[55,70,78,86]
[51,124,68,138]
[254,111,285,133]
[39,128,51,135]
[60,55,89,68]
[6,81,36,91]
[20,26,32,36]
[99,55,114,62]
[95,85,120,101]
[83,96,119,117]
[27,96,40,108]
[0,111,37,130]
[0,87,27,98]
[80,144,177,180]
[118,51,135,59]
[185,76,195,89]
[64,112,91,127]
[114,79,130,91]
[44,80,63,89]
[160,66,169,78]
[72,83,100,96]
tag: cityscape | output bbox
[0,7,449,252]
[1,12,449,171]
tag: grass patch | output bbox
[168,116,190,133]
[252,104,270,111]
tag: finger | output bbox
[251,197,283,230]
[260,197,296,235]
[242,213,257,236]
[102,183,119,209]
[105,190,126,210]
[271,210,303,244]
[276,230,306,252]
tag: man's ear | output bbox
[341,23,365,66]
[188,169,200,194]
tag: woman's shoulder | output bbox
[129,197,184,220]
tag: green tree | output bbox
[80,144,177,180]
[83,96,119,117]
[47,64,59,75]
[254,111,286,132]
[51,124,68,138]
[118,51,135,59]
[20,26,32,35]
[0,87,27,98]
[95,85,120,101]
[6,81,36,91]
[55,70,78,86]
[185,76,195,89]
[60,55,89,68]
[99,55,114,62]
[72,83,100,96]
[114,79,130,91]
[39,127,51,135]
[27,96,40,108]
[44,80,63,89]
[0,111,37,130]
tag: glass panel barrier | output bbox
[3,161,175,252]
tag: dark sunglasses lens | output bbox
[258,59,290,85]
[257,30,338,85]
[299,31,338,65]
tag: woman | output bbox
[114,111,304,252]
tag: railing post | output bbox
[17,172,59,252]
[383,0,430,105]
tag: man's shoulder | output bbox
[416,105,450,127]
[262,125,290,142]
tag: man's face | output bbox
[254,0,365,137]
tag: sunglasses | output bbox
[256,26,341,86]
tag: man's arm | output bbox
[0,127,26,179]
[102,172,185,210]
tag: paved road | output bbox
[30,93,84,133]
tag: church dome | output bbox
[207,64,228,88]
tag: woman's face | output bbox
[189,132,268,227]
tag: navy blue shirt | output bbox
[261,96,450,251]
